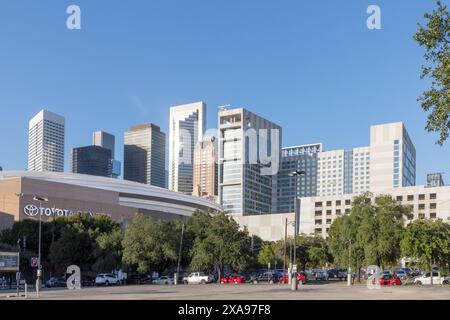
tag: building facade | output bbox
[276,144,322,213]
[233,185,450,241]
[193,137,218,203]
[0,171,223,231]
[275,122,416,213]
[28,110,65,172]
[92,131,120,178]
[218,107,282,216]
[124,124,166,188]
[169,102,206,194]
[93,131,115,158]
[71,145,113,177]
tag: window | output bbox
[407,195,414,201]
[396,196,403,202]
[345,209,350,213]
[326,210,332,215]
[430,203,436,210]
[430,212,437,219]
[326,201,332,207]
[315,202,323,208]
[336,200,341,206]
[419,194,425,201]
[345,199,351,206]
[336,209,341,215]
[418,204,425,210]
[430,193,437,200]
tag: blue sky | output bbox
[0,0,448,185]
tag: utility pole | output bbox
[347,239,352,286]
[283,218,287,283]
[175,223,185,285]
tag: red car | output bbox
[279,272,307,284]
[379,274,402,286]
[220,274,246,284]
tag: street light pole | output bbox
[288,170,306,291]
[175,223,185,285]
[33,196,48,298]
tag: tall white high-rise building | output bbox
[28,109,65,172]
[169,102,206,194]
[219,107,282,216]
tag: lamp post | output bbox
[288,170,306,291]
[33,196,48,298]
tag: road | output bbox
[1,282,450,300]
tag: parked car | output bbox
[251,272,280,284]
[279,272,307,284]
[220,274,246,284]
[126,274,152,285]
[394,269,408,280]
[46,277,66,288]
[313,270,329,281]
[152,276,174,285]
[95,273,121,286]
[327,268,346,280]
[379,274,402,286]
[414,272,447,285]
[183,272,213,285]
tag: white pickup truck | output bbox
[183,272,213,285]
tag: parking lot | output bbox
[1,282,449,300]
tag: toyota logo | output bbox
[24,204,39,217]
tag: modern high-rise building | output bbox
[219,107,282,216]
[275,122,416,213]
[426,173,445,188]
[276,144,322,213]
[28,109,65,172]
[93,131,116,158]
[124,124,166,188]
[71,145,113,177]
[92,131,120,178]
[169,102,206,194]
[193,136,218,203]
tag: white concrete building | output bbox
[233,185,450,241]
[169,102,206,194]
[28,109,65,172]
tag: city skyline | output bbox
[0,1,449,185]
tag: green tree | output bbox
[257,242,282,268]
[93,228,124,273]
[122,214,179,274]
[415,0,450,145]
[190,212,251,280]
[401,218,450,284]
[328,194,412,281]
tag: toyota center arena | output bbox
[0,171,223,230]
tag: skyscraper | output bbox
[93,131,115,158]
[71,145,113,177]
[276,144,322,213]
[218,107,282,216]
[124,124,166,187]
[193,137,218,203]
[92,131,120,178]
[28,109,65,172]
[169,102,206,194]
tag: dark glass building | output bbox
[71,146,112,177]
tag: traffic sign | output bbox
[31,257,38,268]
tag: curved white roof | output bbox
[0,171,223,213]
